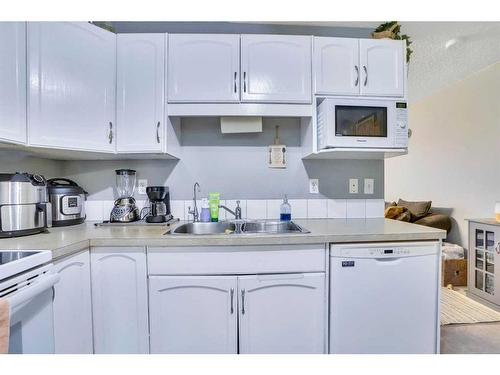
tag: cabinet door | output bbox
[28,22,116,152]
[0,22,26,144]
[313,37,360,95]
[116,33,165,153]
[53,250,93,354]
[241,35,312,103]
[167,34,240,102]
[359,39,404,97]
[469,223,499,304]
[149,276,238,354]
[91,247,149,354]
[238,273,326,354]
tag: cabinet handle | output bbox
[108,122,113,144]
[241,289,246,315]
[234,72,237,93]
[243,71,247,93]
[363,65,368,86]
[230,288,234,314]
[156,122,161,143]
[354,65,359,86]
[495,241,500,255]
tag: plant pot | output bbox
[371,30,395,39]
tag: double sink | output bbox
[170,220,309,235]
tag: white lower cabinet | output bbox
[91,247,149,354]
[53,250,93,354]
[238,273,326,354]
[148,271,326,354]
[149,276,238,354]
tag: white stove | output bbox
[0,249,59,354]
[0,250,52,281]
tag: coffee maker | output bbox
[145,186,171,223]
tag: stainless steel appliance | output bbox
[110,169,139,223]
[0,173,52,238]
[47,178,87,227]
[0,250,59,353]
[145,186,171,223]
[316,98,408,150]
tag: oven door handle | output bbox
[7,273,60,313]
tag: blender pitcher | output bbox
[110,169,140,222]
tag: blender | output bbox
[110,169,140,222]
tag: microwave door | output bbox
[335,105,390,148]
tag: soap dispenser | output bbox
[200,198,211,223]
[280,195,292,221]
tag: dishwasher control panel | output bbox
[331,243,440,258]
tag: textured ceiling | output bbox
[400,22,500,102]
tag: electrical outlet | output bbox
[137,179,148,195]
[364,178,374,195]
[349,178,358,194]
[309,179,319,194]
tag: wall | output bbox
[105,22,373,38]
[60,117,384,201]
[0,150,63,177]
[385,61,500,247]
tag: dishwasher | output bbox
[329,242,440,354]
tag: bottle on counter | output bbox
[200,198,211,223]
[209,192,220,222]
[280,195,292,221]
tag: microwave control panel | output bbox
[395,102,408,147]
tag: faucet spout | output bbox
[219,200,242,220]
[188,182,201,222]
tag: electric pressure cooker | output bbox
[47,178,87,227]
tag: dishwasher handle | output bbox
[7,273,60,313]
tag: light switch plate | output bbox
[137,179,148,195]
[349,178,358,194]
[309,179,319,194]
[364,178,374,195]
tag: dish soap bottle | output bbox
[200,198,211,223]
[280,195,291,221]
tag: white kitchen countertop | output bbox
[0,218,446,260]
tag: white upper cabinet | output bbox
[91,247,149,354]
[28,22,116,152]
[116,33,165,153]
[53,250,93,354]
[149,276,238,354]
[359,39,405,97]
[168,34,240,103]
[240,35,312,103]
[313,37,360,95]
[238,273,326,354]
[0,22,27,144]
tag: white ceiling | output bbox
[260,22,500,102]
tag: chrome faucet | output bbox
[219,200,242,220]
[188,182,201,222]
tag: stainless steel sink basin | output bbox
[241,220,308,234]
[171,222,236,235]
[169,220,308,235]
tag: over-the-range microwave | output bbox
[316,98,408,150]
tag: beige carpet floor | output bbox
[441,287,500,325]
